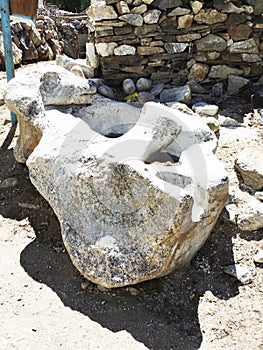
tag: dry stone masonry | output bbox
[86,0,263,87]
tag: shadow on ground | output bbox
[0,147,240,350]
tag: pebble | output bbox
[98,84,115,99]
[123,78,136,95]
[253,250,263,264]
[224,264,252,285]
[136,77,152,92]
[0,177,18,188]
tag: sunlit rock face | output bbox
[4,66,228,288]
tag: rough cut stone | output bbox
[4,66,228,287]
[242,54,261,63]
[227,75,250,94]
[195,34,227,52]
[235,148,263,190]
[87,3,118,22]
[228,24,253,41]
[236,192,263,231]
[119,14,144,26]
[228,38,259,54]
[168,7,190,16]
[189,63,209,81]
[137,46,164,55]
[143,10,161,24]
[114,44,136,55]
[194,9,227,24]
[160,85,191,103]
[176,33,201,42]
[177,15,193,29]
[208,65,243,80]
[95,42,118,57]
[116,1,130,14]
[131,4,147,14]
[190,1,203,14]
[164,42,188,53]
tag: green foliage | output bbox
[46,0,90,13]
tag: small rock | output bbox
[211,82,224,97]
[151,83,165,96]
[81,281,90,290]
[227,75,250,95]
[0,177,18,188]
[218,115,243,127]
[255,192,263,202]
[97,285,111,292]
[224,264,252,285]
[98,84,115,99]
[201,116,220,134]
[114,44,136,56]
[192,102,219,117]
[126,287,139,296]
[90,78,104,88]
[137,91,155,105]
[253,250,263,264]
[188,80,207,94]
[18,202,40,210]
[136,77,152,92]
[235,148,263,190]
[123,78,136,95]
[166,101,196,115]
[160,85,191,104]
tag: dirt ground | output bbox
[0,63,263,350]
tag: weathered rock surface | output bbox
[4,66,228,288]
[235,148,263,190]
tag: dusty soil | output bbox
[0,63,263,350]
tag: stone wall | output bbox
[87,0,263,87]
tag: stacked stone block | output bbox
[87,0,263,86]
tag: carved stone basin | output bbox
[4,66,228,288]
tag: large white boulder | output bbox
[4,66,228,288]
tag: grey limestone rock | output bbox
[4,65,228,288]
[160,85,191,104]
[123,78,136,95]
